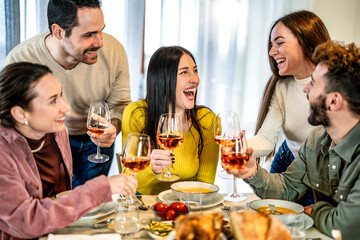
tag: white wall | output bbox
[311,0,360,45]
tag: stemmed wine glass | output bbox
[214,111,247,202]
[220,131,249,202]
[86,102,111,163]
[156,113,184,182]
[122,133,152,176]
[121,133,152,204]
[214,111,239,179]
[115,134,151,234]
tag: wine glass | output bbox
[86,102,111,163]
[214,111,239,180]
[220,132,249,202]
[122,133,152,176]
[156,113,184,182]
[121,133,151,206]
[214,111,247,202]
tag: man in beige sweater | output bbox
[4,0,131,188]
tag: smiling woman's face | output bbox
[23,73,70,139]
[175,54,200,114]
[269,22,313,79]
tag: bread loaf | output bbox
[230,211,291,240]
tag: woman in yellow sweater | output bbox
[122,46,219,195]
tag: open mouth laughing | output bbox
[183,88,196,100]
[55,116,65,123]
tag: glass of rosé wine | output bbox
[156,113,184,182]
[214,111,240,180]
[220,131,249,202]
[86,102,111,163]
[215,111,247,202]
[121,133,152,206]
[122,133,152,176]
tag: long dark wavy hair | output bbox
[141,46,208,154]
[255,10,331,135]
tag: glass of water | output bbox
[284,214,306,240]
[114,199,140,234]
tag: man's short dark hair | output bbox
[47,0,101,37]
[313,41,360,116]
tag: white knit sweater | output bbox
[248,76,315,158]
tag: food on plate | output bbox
[152,202,189,221]
[176,187,213,193]
[256,206,297,215]
[148,220,174,237]
[174,212,224,240]
[230,211,291,240]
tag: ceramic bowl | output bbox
[249,199,304,223]
[170,181,219,203]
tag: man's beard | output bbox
[308,94,330,127]
[63,39,99,65]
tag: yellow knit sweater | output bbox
[121,100,219,195]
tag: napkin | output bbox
[47,233,121,240]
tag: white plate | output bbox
[158,190,223,210]
[69,201,117,227]
[301,213,314,229]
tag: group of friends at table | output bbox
[0,0,359,239]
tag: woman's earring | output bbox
[24,120,28,126]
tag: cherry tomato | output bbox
[153,202,168,220]
[153,202,168,213]
[168,202,189,213]
[166,209,176,220]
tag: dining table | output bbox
[39,193,333,240]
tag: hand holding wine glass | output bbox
[86,102,111,163]
[221,132,256,179]
[221,131,249,172]
[156,113,184,182]
[214,111,247,202]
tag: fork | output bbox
[221,202,231,211]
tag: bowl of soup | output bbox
[170,181,219,203]
[249,199,304,223]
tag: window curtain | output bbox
[4,0,20,55]
[0,0,48,66]
[1,0,20,66]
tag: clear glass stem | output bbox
[230,176,240,198]
[164,166,173,177]
[95,145,103,159]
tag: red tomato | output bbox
[166,209,176,220]
[153,202,168,213]
[168,202,189,213]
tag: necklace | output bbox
[31,140,45,153]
